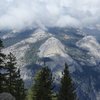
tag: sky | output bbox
[0,0,100,30]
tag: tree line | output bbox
[26,64,77,100]
[0,39,78,100]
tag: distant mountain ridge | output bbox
[1,27,100,100]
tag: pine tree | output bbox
[15,69,26,100]
[31,67,53,100]
[6,52,26,100]
[0,39,6,93]
[6,52,17,94]
[58,63,77,100]
[0,40,26,99]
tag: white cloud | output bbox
[0,0,100,30]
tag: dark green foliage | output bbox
[58,63,77,100]
[6,52,26,100]
[6,52,17,94]
[31,67,54,100]
[0,40,3,48]
[0,39,6,93]
[15,69,26,100]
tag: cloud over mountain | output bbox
[0,0,100,30]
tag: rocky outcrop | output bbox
[0,93,15,100]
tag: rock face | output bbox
[76,35,100,65]
[1,28,100,100]
[0,93,15,100]
[76,35,100,59]
[38,37,81,74]
[39,37,66,57]
[2,29,52,68]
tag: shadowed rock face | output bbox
[0,93,15,100]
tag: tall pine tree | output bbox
[6,52,17,94]
[15,69,26,100]
[0,39,6,93]
[6,52,26,100]
[0,40,26,99]
[58,63,77,100]
[31,67,53,100]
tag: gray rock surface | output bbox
[0,93,15,100]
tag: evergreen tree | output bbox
[31,67,53,100]
[0,40,26,99]
[6,52,17,94]
[6,52,25,100]
[15,69,26,100]
[0,39,6,93]
[58,63,77,100]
